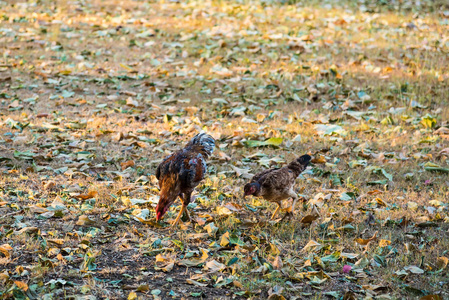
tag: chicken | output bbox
[155,133,215,226]
[243,154,311,220]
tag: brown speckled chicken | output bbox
[244,154,311,220]
[155,133,215,226]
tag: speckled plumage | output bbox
[244,154,311,220]
[155,133,215,223]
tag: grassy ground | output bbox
[1,0,448,299]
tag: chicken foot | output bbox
[280,190,299,221]
[270,203,281,220]
[172,205,187,227]
[172,192,193,227]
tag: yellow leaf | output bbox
[220,232,230,246]
[136,284,149,292]
[270,243,281,255]
[120,63,135,72]
[383,66,393,73]
[58,70,72,75]
[375,198,387,207]
[14,281,28,291]
[128,291,137,300]
[407,202,418,211]
[436,256,448,270]
[378,239,391,247]
[134,216,163,228]
[0,244,13,258]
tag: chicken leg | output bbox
[281,190,299,221]
[171,192,192,227]
[271,203,281,220]
[172,204,186,227]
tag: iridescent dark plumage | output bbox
[244,154,311,220]
[155,133,215,226]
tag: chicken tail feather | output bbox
[288,154,312,177]
[187,132,215,157]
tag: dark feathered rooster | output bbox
[244,154,311,220]
[155,133,215,226]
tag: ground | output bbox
[0,0,449,299]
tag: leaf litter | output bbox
[0,0,449,299]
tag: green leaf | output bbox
[320,251,340,263]
[323,291,340,298]
[380,168,393,181]
[61,90,75,98]
[14,150,35,160]
[340,192,356,201]
[424,162,449,173]
[227,257,239,266]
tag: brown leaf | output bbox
[44,181,56,190]
[311,155,326,164]
[48,239,65,246]
[29,205,49,214]
[134,216,163,228]
[136,284,149,292]
[436,256,448,270]
[300,214,319,225]
[74,191,98,200]
[121,160,135,170]
[76,215,97,226]
[126,97,140,107]
[268,285,285,300]
[224,202,243,212]
[205,260,226,273]
[272,256,283,270]
[301,240,321,253]
[420,296,442,300]
[367,189,382,195]
[15,227,39,235]
[355,231,378,246]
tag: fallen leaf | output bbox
[121,160,135,170]
[0,244,13,258]
[355,231,378,246]
[14,281,28,291]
